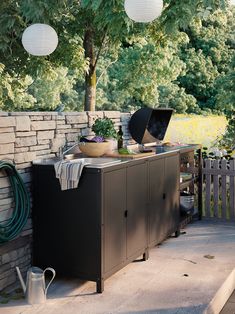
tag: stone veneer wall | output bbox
[0,111,131,292]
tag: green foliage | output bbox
[96,36,187,111]
[220,116,235,149]
[176,7,234,112]
[28,67,82,111]
[158,84,199,113]
[178,48,220,110]
[215,54,235,148]
[200,146,234,160]
[0,63,36,111]
[94,6,234,115]
[0,0,87,111]
[216,55,235,114]
[91,117,117,139]
[0,0,234,122]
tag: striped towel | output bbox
[54,160,86,191]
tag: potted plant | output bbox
[92,117,118,152]
[92,117,117,139]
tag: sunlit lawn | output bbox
[165,114,227,148]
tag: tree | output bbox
[78,1,131,111]
[95,35,188,111]
[79,0,227,110]
[158,84,199,113]
[0,63,36,111]
[0,0,87,111]
[215,54,235,147]
[178,48,220,111]
[177,7,234,111]
[0,0,133,111]
[0,0,228,111]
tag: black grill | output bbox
[129,108,173,144]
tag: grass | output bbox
[165,114,227,148]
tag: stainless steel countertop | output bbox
[32,145,200,169]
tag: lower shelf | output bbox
[180,214,193,229]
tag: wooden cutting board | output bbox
[105,151,156,159]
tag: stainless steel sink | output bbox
[33,157,122,168]
[76,158,121,167]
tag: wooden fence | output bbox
[202,159,235,221]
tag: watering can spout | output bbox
[16,267,26,294]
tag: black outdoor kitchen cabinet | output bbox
[32,152,179,293]
[148,154,180,247]
[103,160,148,282]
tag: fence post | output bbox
[230,160,235,220]
[205,159,212,218]
[213,159,220,218]
[221,159,228,219]
[198,148,203,220]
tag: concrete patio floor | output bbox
[1,218,235,314]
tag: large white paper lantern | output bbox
[22,24,58,56]
[124,0,163,23]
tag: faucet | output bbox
[59,142,79,160]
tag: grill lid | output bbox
[129,108,173,144]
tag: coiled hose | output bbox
[0,160,30,244]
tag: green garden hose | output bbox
[0,160,30,244]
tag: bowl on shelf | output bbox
[78,141,110,157]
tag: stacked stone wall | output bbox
[0,111,131,292]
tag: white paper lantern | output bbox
[22,24,58,56]
[124,0,163,23]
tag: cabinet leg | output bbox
[143,249,149,261]
[175,229,180,238]
[96,279,104,293]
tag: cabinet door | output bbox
[148,158,165,246]
[126,162,148,259]
[165,154,180,234]
[103,168,126,274]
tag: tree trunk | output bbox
[83,29,96,111]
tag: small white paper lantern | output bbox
[22,23,58,56]
[124,0,163,23]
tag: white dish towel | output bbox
[54,160,86,191]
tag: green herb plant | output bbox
[92,118,117,139]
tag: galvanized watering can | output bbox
[16,266,56,304]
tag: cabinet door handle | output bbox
[124,210,128,218]
[163,193,166,200]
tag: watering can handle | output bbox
[43,267,56,296]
